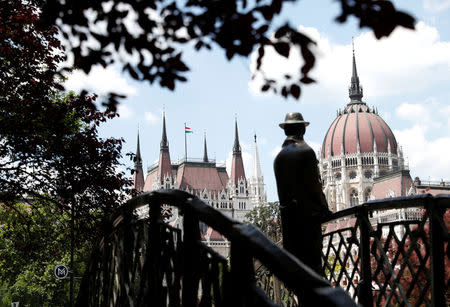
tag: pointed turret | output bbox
[348,42,364,102]
[135,131,142,168]
[157,112,172,180]
[249,134,266,206]
[252,134,262,179]
[161,112,169,150]
[230,118,245,183]
[203,133,209,162]
[132,131,145,192]
[233,119,241,154]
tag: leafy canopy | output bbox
[1,1,130,215]
[32,0,416,107]
[0,201,91,306]
[245,202,281,242]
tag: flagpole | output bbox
[184,122,187,162]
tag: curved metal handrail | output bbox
[322,194,450,223]
[77,189,357,306]
[320,193,450,307]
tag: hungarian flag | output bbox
[185,126,193,133]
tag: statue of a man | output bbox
[274,112,331,275]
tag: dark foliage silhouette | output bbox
[32,0,416,107]
[0,1,130,222]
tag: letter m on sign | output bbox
[58,267,67,276]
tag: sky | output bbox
[65,0,450,202]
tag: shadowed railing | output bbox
[321,194,450,307]
[76,189,356,307]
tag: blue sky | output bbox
[65,0,450,202]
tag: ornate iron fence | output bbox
[76,189,355,307]
[321,194,450,306]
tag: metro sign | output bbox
[54,264,69,279]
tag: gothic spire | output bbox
[157,112,172,179]
[132,130,145,192]
[203,133,209,162]
[252,134,263,179]
[230,118,245,183]
[233,117,241,154]
[160,111,169,150]
[135,130,142,168]
[348,40,364,102]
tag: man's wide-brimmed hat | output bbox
[279,112,310,128]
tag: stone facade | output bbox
[132,114,267,257]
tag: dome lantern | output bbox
[348,41,364,103]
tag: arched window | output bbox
[335,172,341,181]
[364,188,372,202]
[350,189,358,207]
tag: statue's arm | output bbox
[306,152,332,218]
[274,152,296,208]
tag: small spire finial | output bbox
[203,132,209,162]
[252,132,263,180]
[352,37,355,55]
[348,39,364,103]
[233,116,241,154]
[160,111,169,150]
[133,129,144,191]
[135,129,142,166]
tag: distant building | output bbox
[318,48,448,211]
[132,114,267,257]
[320,46,449,290]
[319,47,410,211]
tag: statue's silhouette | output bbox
[274,112,331,275]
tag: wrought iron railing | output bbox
[76,189,355,307]
[321,194,450,307]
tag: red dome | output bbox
[321,103,397,159]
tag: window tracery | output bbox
[364,188,372,202]
[350,189,358,207]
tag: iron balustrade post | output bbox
[182,201,201,307]
[357,206,372,307]
[230,239,255,307]
[428,198,446,307]
[70,203,74,307]
[148,197,163,306]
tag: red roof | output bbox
[143,169,157,192]
[372,170,413,199]
[202,226,227,241]
[218,168,229,187]
[230,153,245,183]
[322,104,397,158]
[344,112,358,154]
[324,218,356,234]
[132,168,145,192]
[177,162,227,194]
[157,150,172,178]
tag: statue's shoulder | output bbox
[287,141,313,153]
